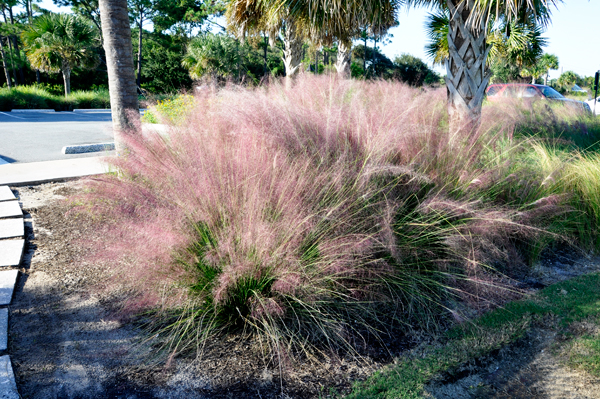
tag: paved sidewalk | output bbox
[0,157,110,186]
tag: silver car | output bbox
[586,97,600,115]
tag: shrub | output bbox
[69,89,110,108]
[74,76,580,363]
[0,85,111,111]
[141,94,194,124]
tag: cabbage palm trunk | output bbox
[61,60,71,96]
[283,20,302,89]
[445,0,490,132]
[99,0,139,148]
[335,39,351,78]
[0,36,11,88]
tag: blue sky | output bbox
[34,0,600,79]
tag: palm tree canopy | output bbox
[182,33,241,80]
[409,0,559,27]
[22,13,100,74]
[272,0,399,45]
[425,8,547,69]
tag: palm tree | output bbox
[541,53,558,85]
[279,0,398,78]
[227,0,307,88]
[426,10,548,84]
[419,0,557,128]
[557,70,578,90]
[98,0,139,144]
[521,53,557,84]
[182,33,241,82]
[22,13,100,96]
[0,35,12,88]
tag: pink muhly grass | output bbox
[70,74,573,361]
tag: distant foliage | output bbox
[182,32,284,85]
[351,45,440,86]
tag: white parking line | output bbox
[0,112,25,120]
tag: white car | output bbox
[586,97,600,115]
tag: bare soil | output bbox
[8,181,600,399]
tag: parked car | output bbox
[486,83,592,114]
[585,97,600,115]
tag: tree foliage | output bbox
[22,13,99,95]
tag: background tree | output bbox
[540,53,558,85]
[394,53,440,85]
[53,0,102,38]
[22,13,99,95]
[181,32,284,84]
[226,0,307,88]
[276,0,398,78]
[557,70,579,90]
[135,30,191,92]
[128,0,155,90]
[0,32,12,87]
[182,32,240,82]
[520,53,558,84]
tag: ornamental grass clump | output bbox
[75,75,570,362]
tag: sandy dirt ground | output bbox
[8,181,600,399]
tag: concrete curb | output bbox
[62,142,115,154]
[0,158,109,187]
[10,109,55,113]
[0,186,23,398]
[72,109,111,113]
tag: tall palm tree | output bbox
[418,0,557,129]
[99,0,139,145]
[22,13,100,96]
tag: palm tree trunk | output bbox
[11,37,25,85]
[335,39,351,78]
[62,62,71,96]
[99,0,139,151]
[263,34,268,78]
[0,36,12,89]
[363,33,367,77]
[136,7,144,91]
[6,37,17,86]
[137,15,143,91]
[445,0,491,133]
[282,20,302,89]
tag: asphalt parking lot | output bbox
[0,110,115,164]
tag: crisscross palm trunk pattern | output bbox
[446,0,491,131]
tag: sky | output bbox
[31,0,600,79]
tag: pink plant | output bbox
[71,75,571,360]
